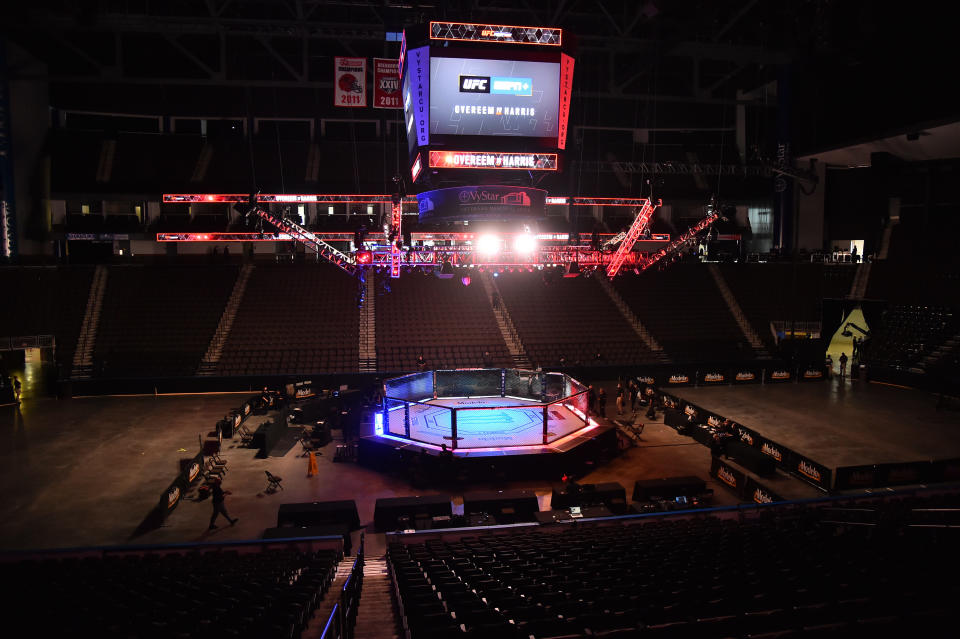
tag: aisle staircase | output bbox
[481,272,531,368]
[71,265,108,379]
[198,264,253,375]
[352,558,401,639]
[596,275,668,362]
[707,264,769,357]
[849,262,872,299]
[359,273,377,372]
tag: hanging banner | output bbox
[373,58,401,109]
[334,57,367,108]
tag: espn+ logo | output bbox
[460,76,490,93]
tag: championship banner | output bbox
[334,57,367,108]
[373,58,401,108]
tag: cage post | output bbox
[500,368,506,397]
[542,405,549,445]
[450,408,458,450]
[403,402,411,438]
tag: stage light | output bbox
[356,250,373,264]
[492,271,499,278]
[461,276,471,286]
[513,233,537,254]
[477,234,501,256]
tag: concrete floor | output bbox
[2,376,953,556]
[675,377,960,469]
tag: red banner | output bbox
[334,57,366,108]
[558,53,575,150]
[373,58,401,109]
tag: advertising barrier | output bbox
[731,368,760,384]
[711,456,746,498]
[664,370,695,387]
[792,454,832,491]
[697,369,731,385]
[157,475,187,522]
[744,477,784,504]
[799,366,826,382]
[764,367,793,383]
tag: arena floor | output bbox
[0,376,954,556]
[386,396,588,448]
[674,378,960,470]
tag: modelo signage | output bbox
[711,457,745,497]
[417,185,546,222]
[801,367,824,381]
[698,370,728,384]
[765,368,792,383]
[667,373,692,385]
[794,457,832,490]
[733,370,759,384]
[745,477,783,504]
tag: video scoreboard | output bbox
[401,21,575,186]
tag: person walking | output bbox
[208,479,238,529]
[839,352,848,380]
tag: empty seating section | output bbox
[496,272,651,366]
[376,275,511,371]
[614,265,752,362]
[95,265,237,377]
[866,262,960,305]
[6,546,341,638]
[219,263,359,375]
[389,493,960,639]
[0,266,94,370]
[865,304,957,370]
[720,264,857,352]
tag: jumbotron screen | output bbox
[429,57,560,138]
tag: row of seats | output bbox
[497,272,654,367]
[94,265,237,378]
[388,492,960,639]
[6,547,342,639]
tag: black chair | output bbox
[265,471,283,492]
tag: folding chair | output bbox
[265,470,284,492]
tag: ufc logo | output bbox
[460,75,490,92]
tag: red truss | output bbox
[605,198,660,278]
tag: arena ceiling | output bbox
[2,1,956,154]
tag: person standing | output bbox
[597,387,607,417]
[208,479,238,529]
[587,385,597,416]
[628,380,638,411]
[614,383,624,415]
[12,376,21,403]
[839,352,848,380]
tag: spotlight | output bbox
[356,250,373,265]
[513,233,537,255]
[461,275,471,286]
[477,234,501,256]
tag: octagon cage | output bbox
[378,369,592,450]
